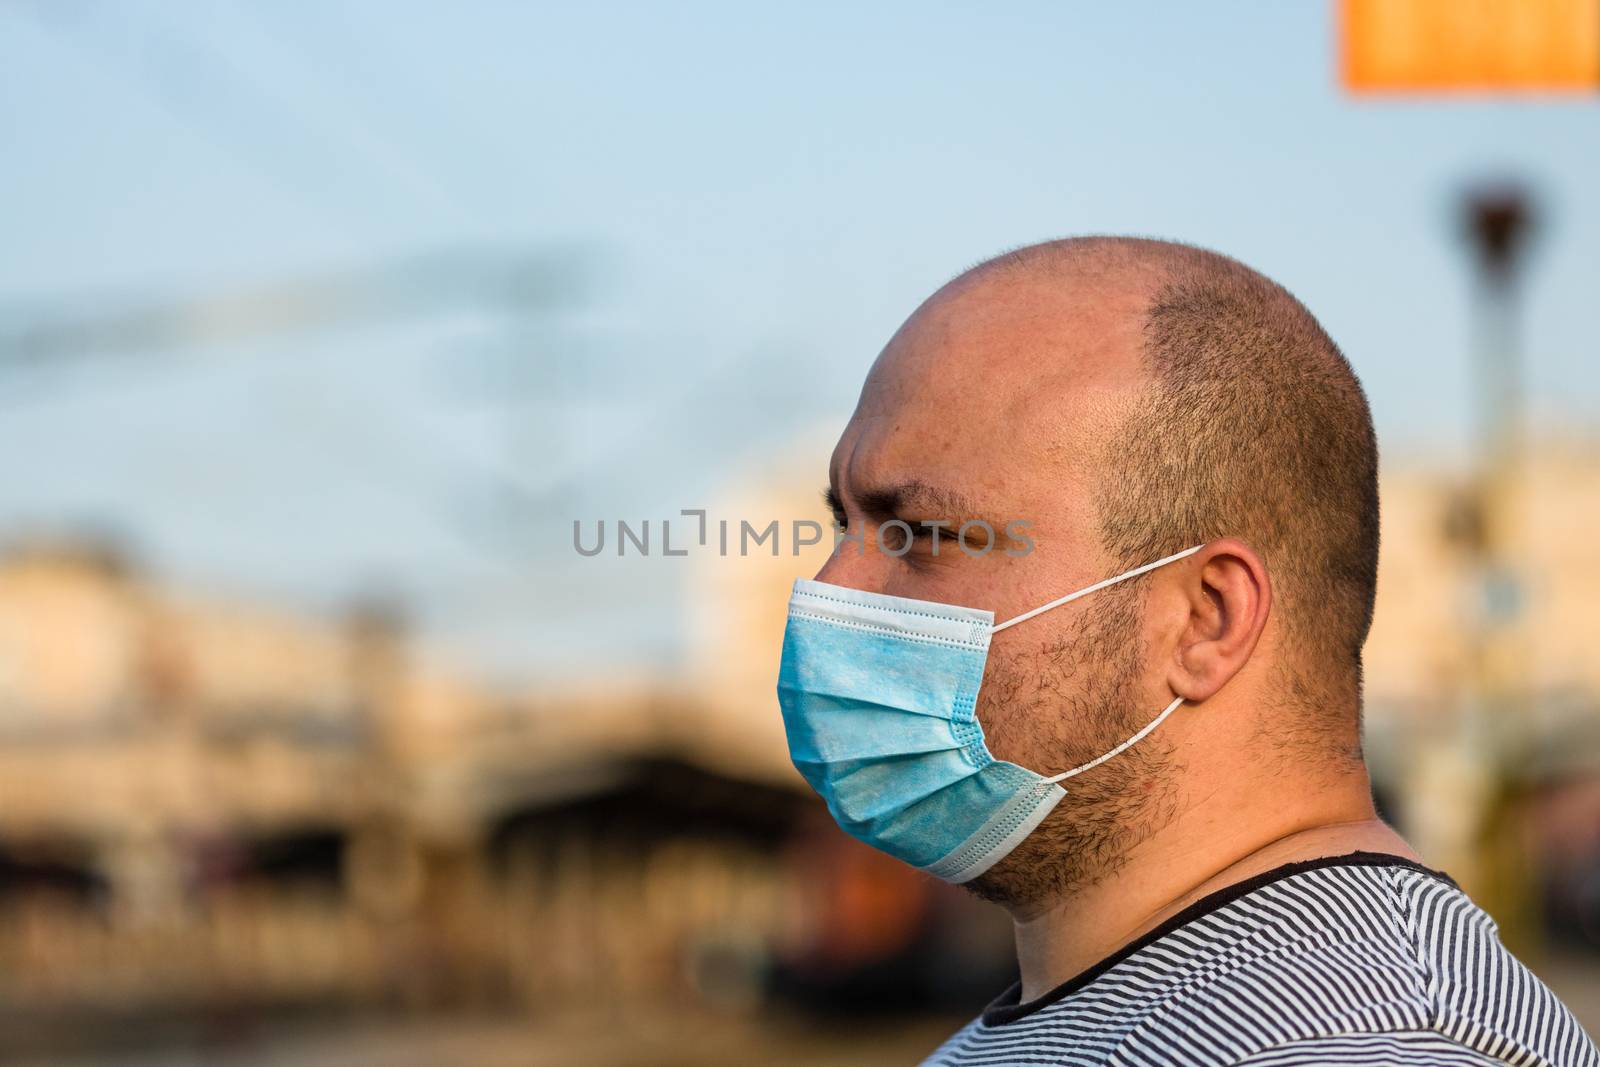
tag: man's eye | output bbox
[882,523,943,552]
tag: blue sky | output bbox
[1,2,1596,681]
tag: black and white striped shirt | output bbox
[922,853,1598,1066]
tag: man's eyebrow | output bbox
[852,481,982,520]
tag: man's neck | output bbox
[1010,778,1416,1003]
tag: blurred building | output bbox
[1365,437,1600,952]
[0,523,1003,1057]
[5,436,1600,1047]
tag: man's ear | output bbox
[1165,538,1271,703]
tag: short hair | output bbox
[990,238,1381,724]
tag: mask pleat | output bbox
[791,745,986,828]
[863,757,1035,856]
[780,701,966,763]
[779,615,982,721]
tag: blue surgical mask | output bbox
[776,545,1203,884]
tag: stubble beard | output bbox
[963,582,1179,911]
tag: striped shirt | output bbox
[922,853,1599,1066]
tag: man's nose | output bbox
[812,539,891,592]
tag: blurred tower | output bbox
[345,593,409,762]
[1423,183,1539,949]
[341,595,424,919]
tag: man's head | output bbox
[815,237,1378,909]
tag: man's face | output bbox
[813,271,1175,906]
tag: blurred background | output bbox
[1,1,1598,1063]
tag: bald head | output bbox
[839,235,1377,737]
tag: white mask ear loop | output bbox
[1045,695,1185,784]
[987,543,1203,785]
[990,544,1204,635]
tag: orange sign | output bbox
[1342,0,1600,92]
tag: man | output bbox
[776,237,1598,1065]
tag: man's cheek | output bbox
[976,654,1042,765]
